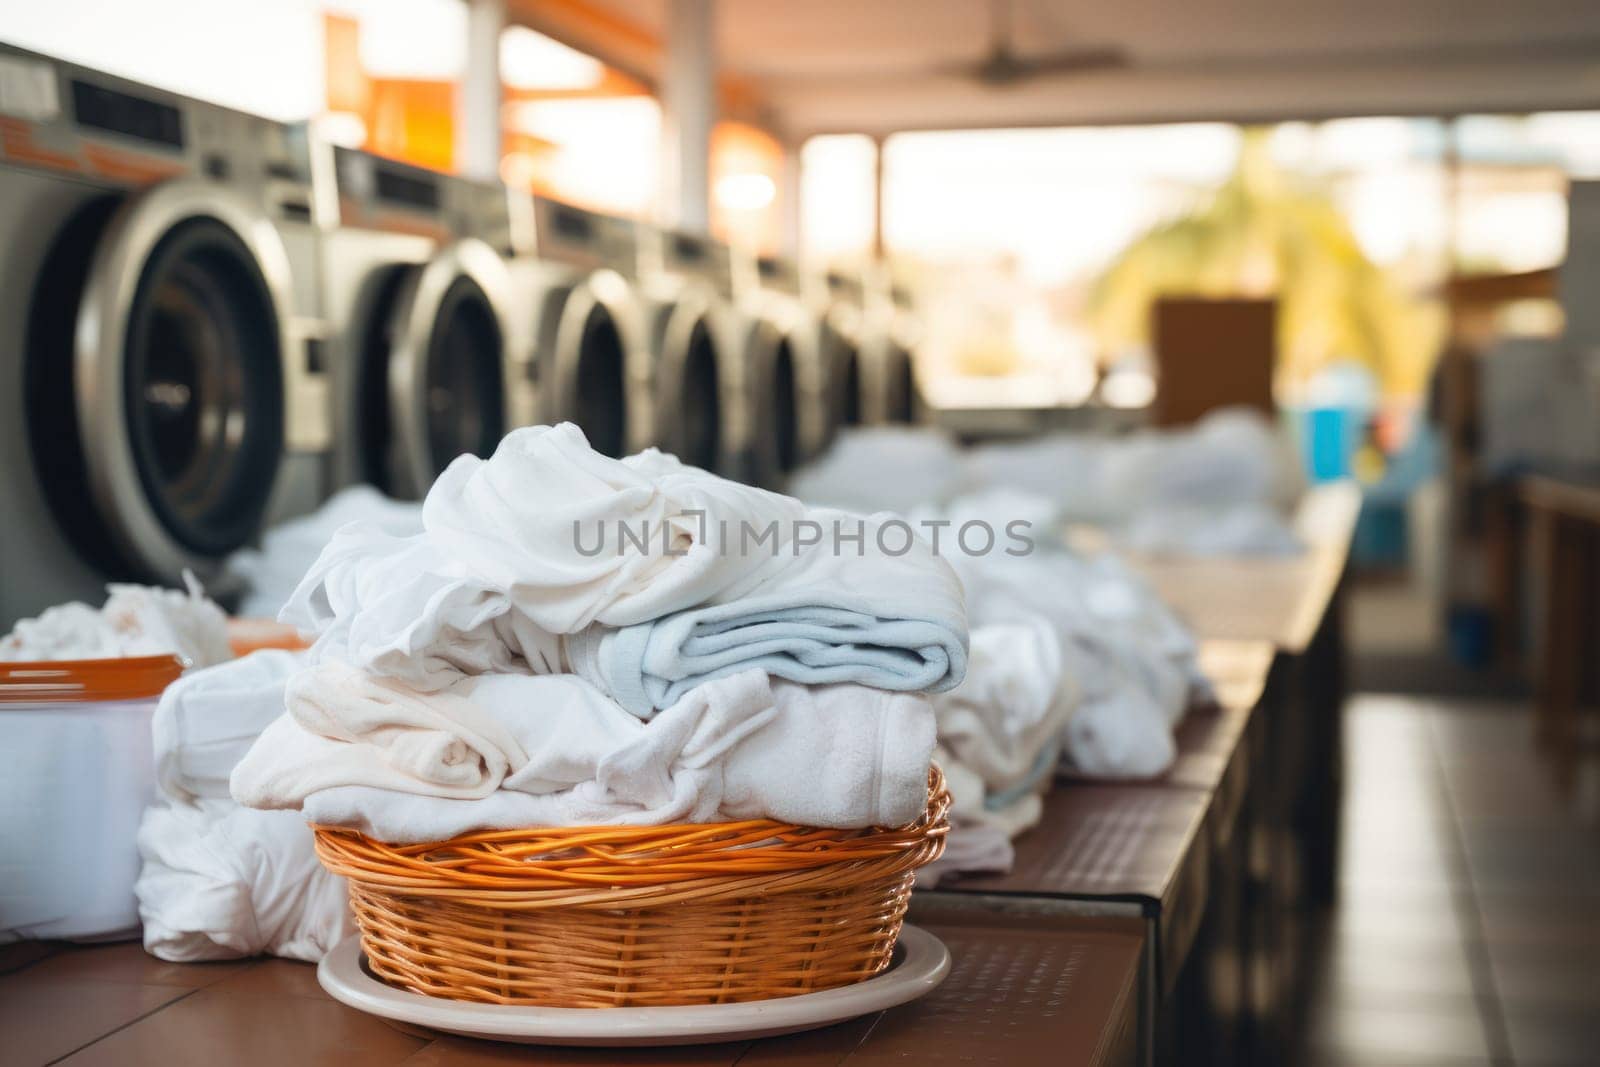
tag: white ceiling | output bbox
[519,0,1600,138]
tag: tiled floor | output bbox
[1300,693,1600,1067]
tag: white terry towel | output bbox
[137,651,352,962]
[929,617,1076,801]
[234,666,935,843]
[153,649,306,804]
[137,801,354,963]
[421,424,808,632]
[285,525,564,693]
[283,424,967,712]
[948,547,1202,780]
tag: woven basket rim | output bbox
[315,765,949,908]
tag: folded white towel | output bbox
[234,666,935,843]
[564,507,968,716]
[153,650,306,804]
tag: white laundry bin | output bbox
[1,655,183,941]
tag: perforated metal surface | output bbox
[738,911,1143,1067]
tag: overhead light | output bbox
[318,111,368,148]
[335,0,467,79]
[501,25,605,90]
[715,173,776,212]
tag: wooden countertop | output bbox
[1124,482,1361,654]
[1,901,1145,1067]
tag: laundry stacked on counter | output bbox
[793,406,1305,557]
[138,423,969,958]
[912,491,1209,885]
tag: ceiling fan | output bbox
[941,0,1128,87]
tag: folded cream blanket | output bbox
[232,665,935,842]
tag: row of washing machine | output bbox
[0,44,922,625]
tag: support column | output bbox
[871,133,886,258]
[779,139,802,257]
[457,0,504,181]
[661,0,714,232]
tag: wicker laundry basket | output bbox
[313,765,950,1008]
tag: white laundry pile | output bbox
[969,408,1306,557]
[917,617,1078,887]
[136,651,355,962]
[215,422,960,906]
[0,575,232,668]
[283,423,967,717]
[228,486,424,620]
[232,665,936,843]
[790,408,1305,558]
[944,536,1207,781]
[786,426,968,516]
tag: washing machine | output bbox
[0,45,329,626]
[730,253,831,488]
[811,267,868,447]
[863,273,922,425]
[504,193,650,458]
[318,144,516,499]
[635,226,742,474]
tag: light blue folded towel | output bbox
[568,595,968,720]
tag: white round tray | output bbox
[317,924,950,1046]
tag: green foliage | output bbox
[1084,131,1443,396]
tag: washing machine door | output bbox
[379,238,510,498]
[746,318,803,489]
[548,276,639,460]
[26,179,290,584]
[884,341,918,423]
[653,291,725,473]
[825,320,863,445]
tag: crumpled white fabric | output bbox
[0,575,231,668]
[136,801,354,963]
[786,426,967,515]
[233,666,936,843]
[1121,501,1303,558]
[229,486,423,620]
[946,546,1204,780]
[916,617,1078,886]
[419,424,808,633]
[929,618,1075,803]
[136,651,354,962]
[796,407,1305,558]
[283,424,967,713]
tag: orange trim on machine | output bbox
[82,144,185,184]
[0,116,83,173]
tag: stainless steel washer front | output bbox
[0,46,316,622]
[506,194,651,458]
[319,146,513,498]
